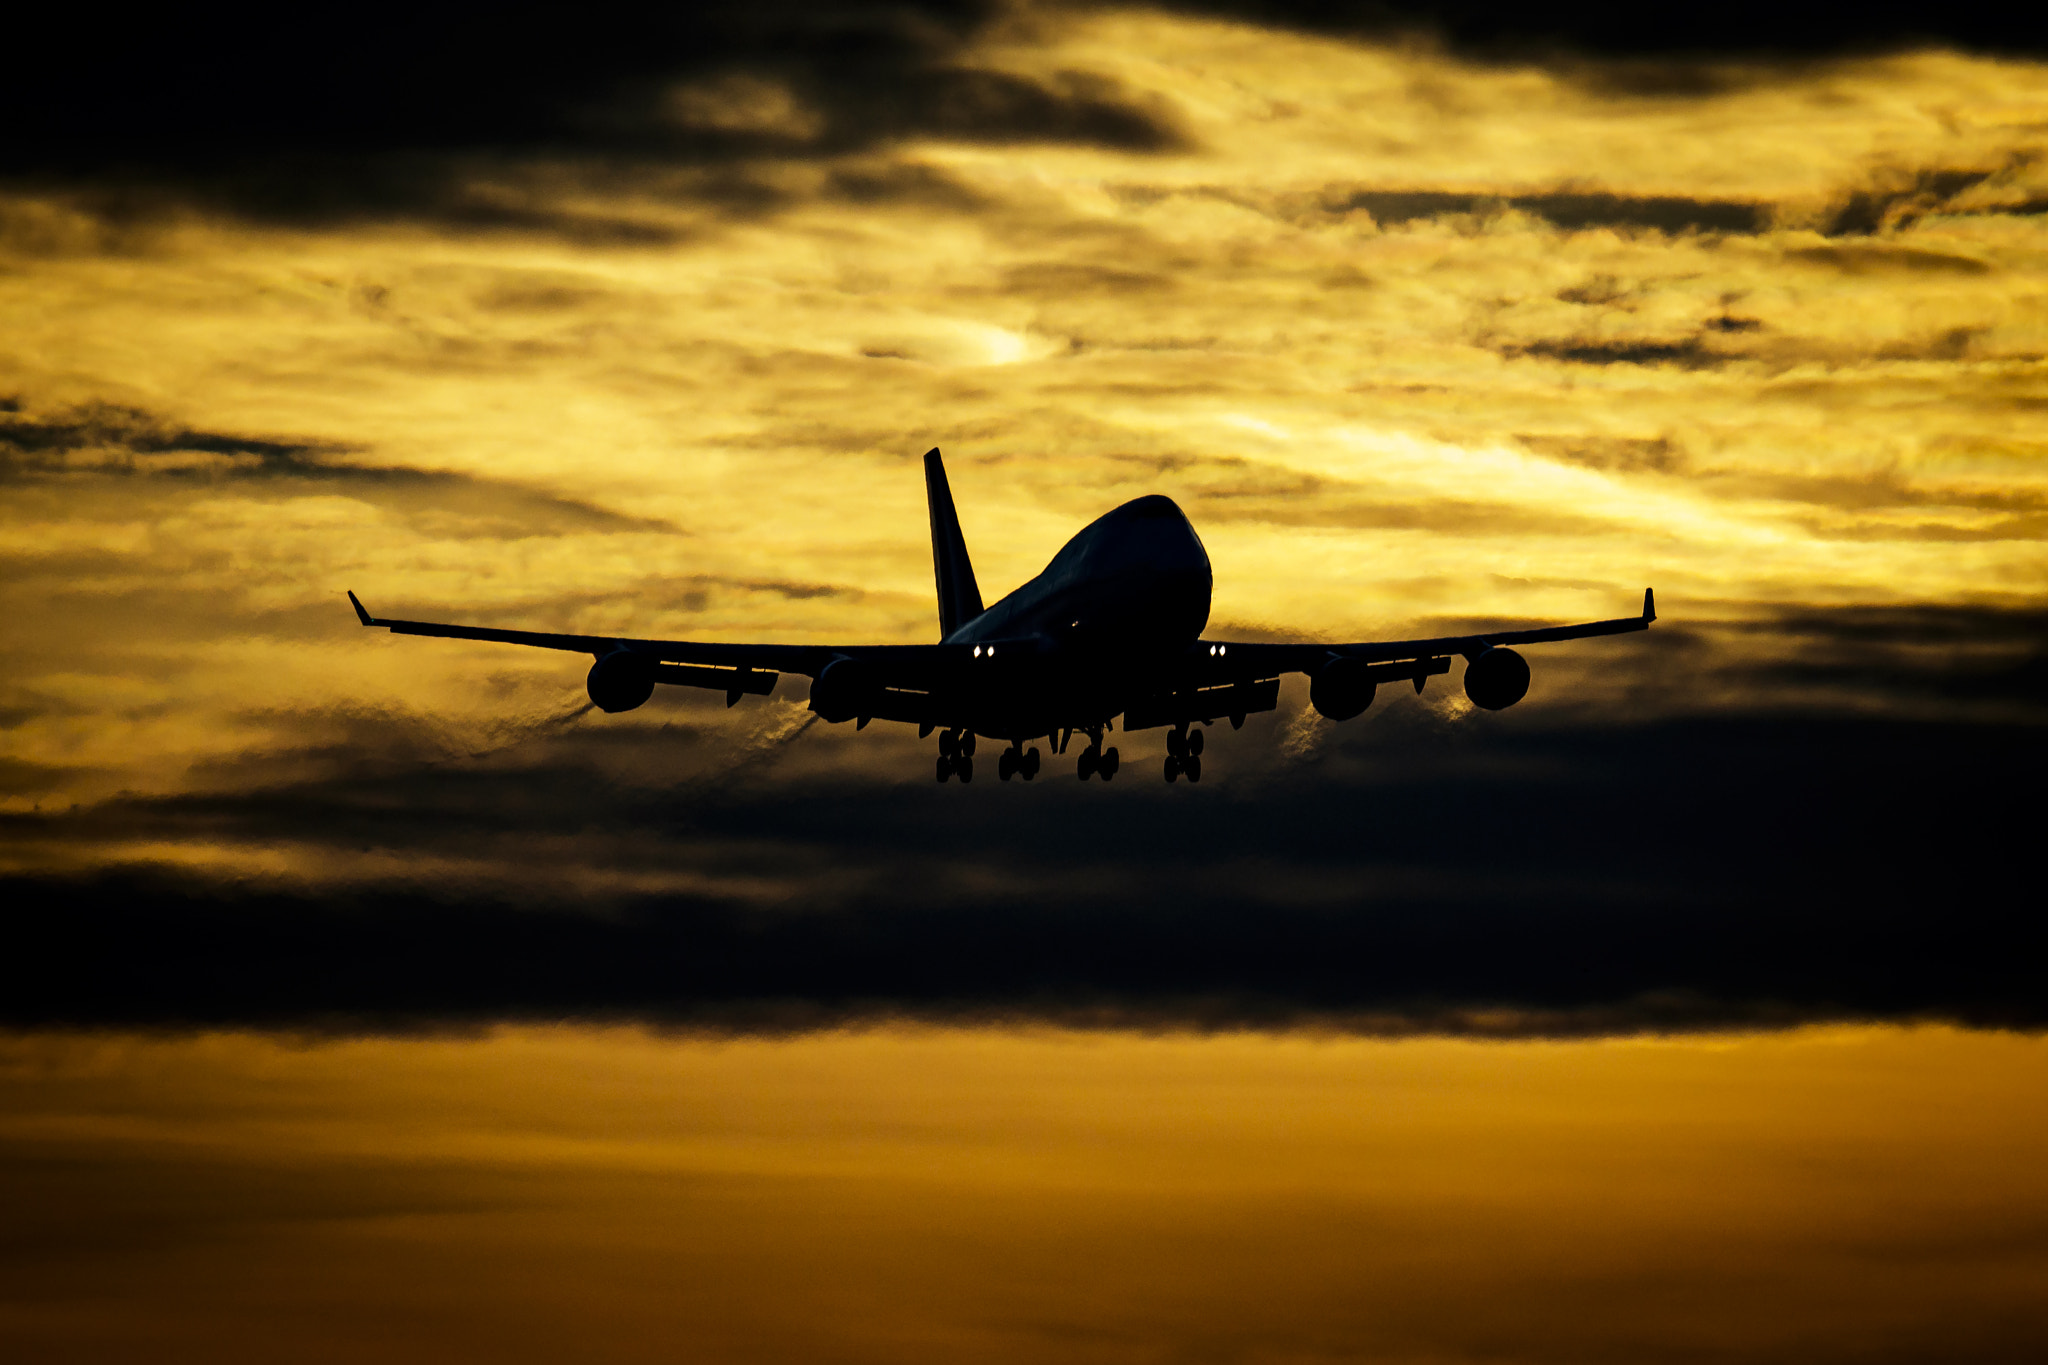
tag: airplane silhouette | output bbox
[349,448,1654,783]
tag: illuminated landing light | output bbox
[973,645,982,657]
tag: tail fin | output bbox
[923,448,984,638]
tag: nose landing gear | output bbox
[936,729,976,782]
[1076,741,1119,781]
[998,745,1043,782]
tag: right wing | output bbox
[347,591,1007,700]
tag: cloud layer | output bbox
[1,8,2043,1032]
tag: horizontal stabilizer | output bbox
[1643,587,1656,622]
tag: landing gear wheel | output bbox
[1077,747,1098,780]
[1164,755,1181,782]
[1100,747,1119,780]
[938,731,957,758]
[1186,755,1202,782]
[998,750,1017,782]
[1023,747,1041,780]
[959,731,976,757]
[936,756,951,783]
[1167,730,1186,759]
[956,756,973,783]
[1187,729,1204,757]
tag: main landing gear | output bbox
[935,728,976,783]
[998,743,1042,782]
[1164,725,1203,783]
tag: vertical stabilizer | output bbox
[923,448,984,638]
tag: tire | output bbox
[999,750,1016,781]
[1102,747,1119,779]
[1186,756,1202,782]
[1024,747,1040,779]
[1077,748,1097,780]
[957,757,973,783]
[1164,755,1180,783]
[936,756,950,783]
[1188,729,1203,756]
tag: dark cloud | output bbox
[1787,243,1994,275]
[1166,1,2048,60]
[2,607,2037,1034]
[0,3,1176,232]
[1516,434,1685,473]
[1323,189,1769,235]
[1502,337,1718,367]
[10,3,2042,239]
[1732,605,2048,709]
[0,401,674,536]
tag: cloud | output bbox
[1,603,2038,1033]
[1321,189,1770,235]
[0,3,1184,235]
[1163,1,2048,61]
[0,401,674,536]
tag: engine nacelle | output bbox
[1464,646,1530,711]
[808,657,878,724]
[587,650,656,714]
[1310,656,1377,721]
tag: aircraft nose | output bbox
[1111,496,1208,573]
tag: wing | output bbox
[1146,590,1657,716]
[346,591,977,696]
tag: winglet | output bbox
[347,590,375,626]
[1643,588,1656,623]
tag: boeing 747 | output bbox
[349,449,1654,783]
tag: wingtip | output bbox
[1643,587,1656,623]
[923,446,942,464]
[347,590,373,626]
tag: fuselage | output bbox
[939,495,1212,737]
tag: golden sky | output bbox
[4,8,2045,832]
[3,6,2047,1359]
[3,1025,2046,1363]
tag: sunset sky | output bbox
[3,2,2045,1360]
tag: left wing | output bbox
[1123,590,1656,728]
[1186,588,1656,682]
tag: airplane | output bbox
[348,448,1654,784]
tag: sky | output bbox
[3,2,2046,1360]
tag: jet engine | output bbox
[1463,646,1530,710]
[587,650,656,713]
[1310,656,1377,721]
[808,657,878,724]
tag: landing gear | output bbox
[998,745,1042,782]
[1164,726,1205,782]
[937,729,977,783]
[1077,744,1119,780]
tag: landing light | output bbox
[972,645,982,657]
